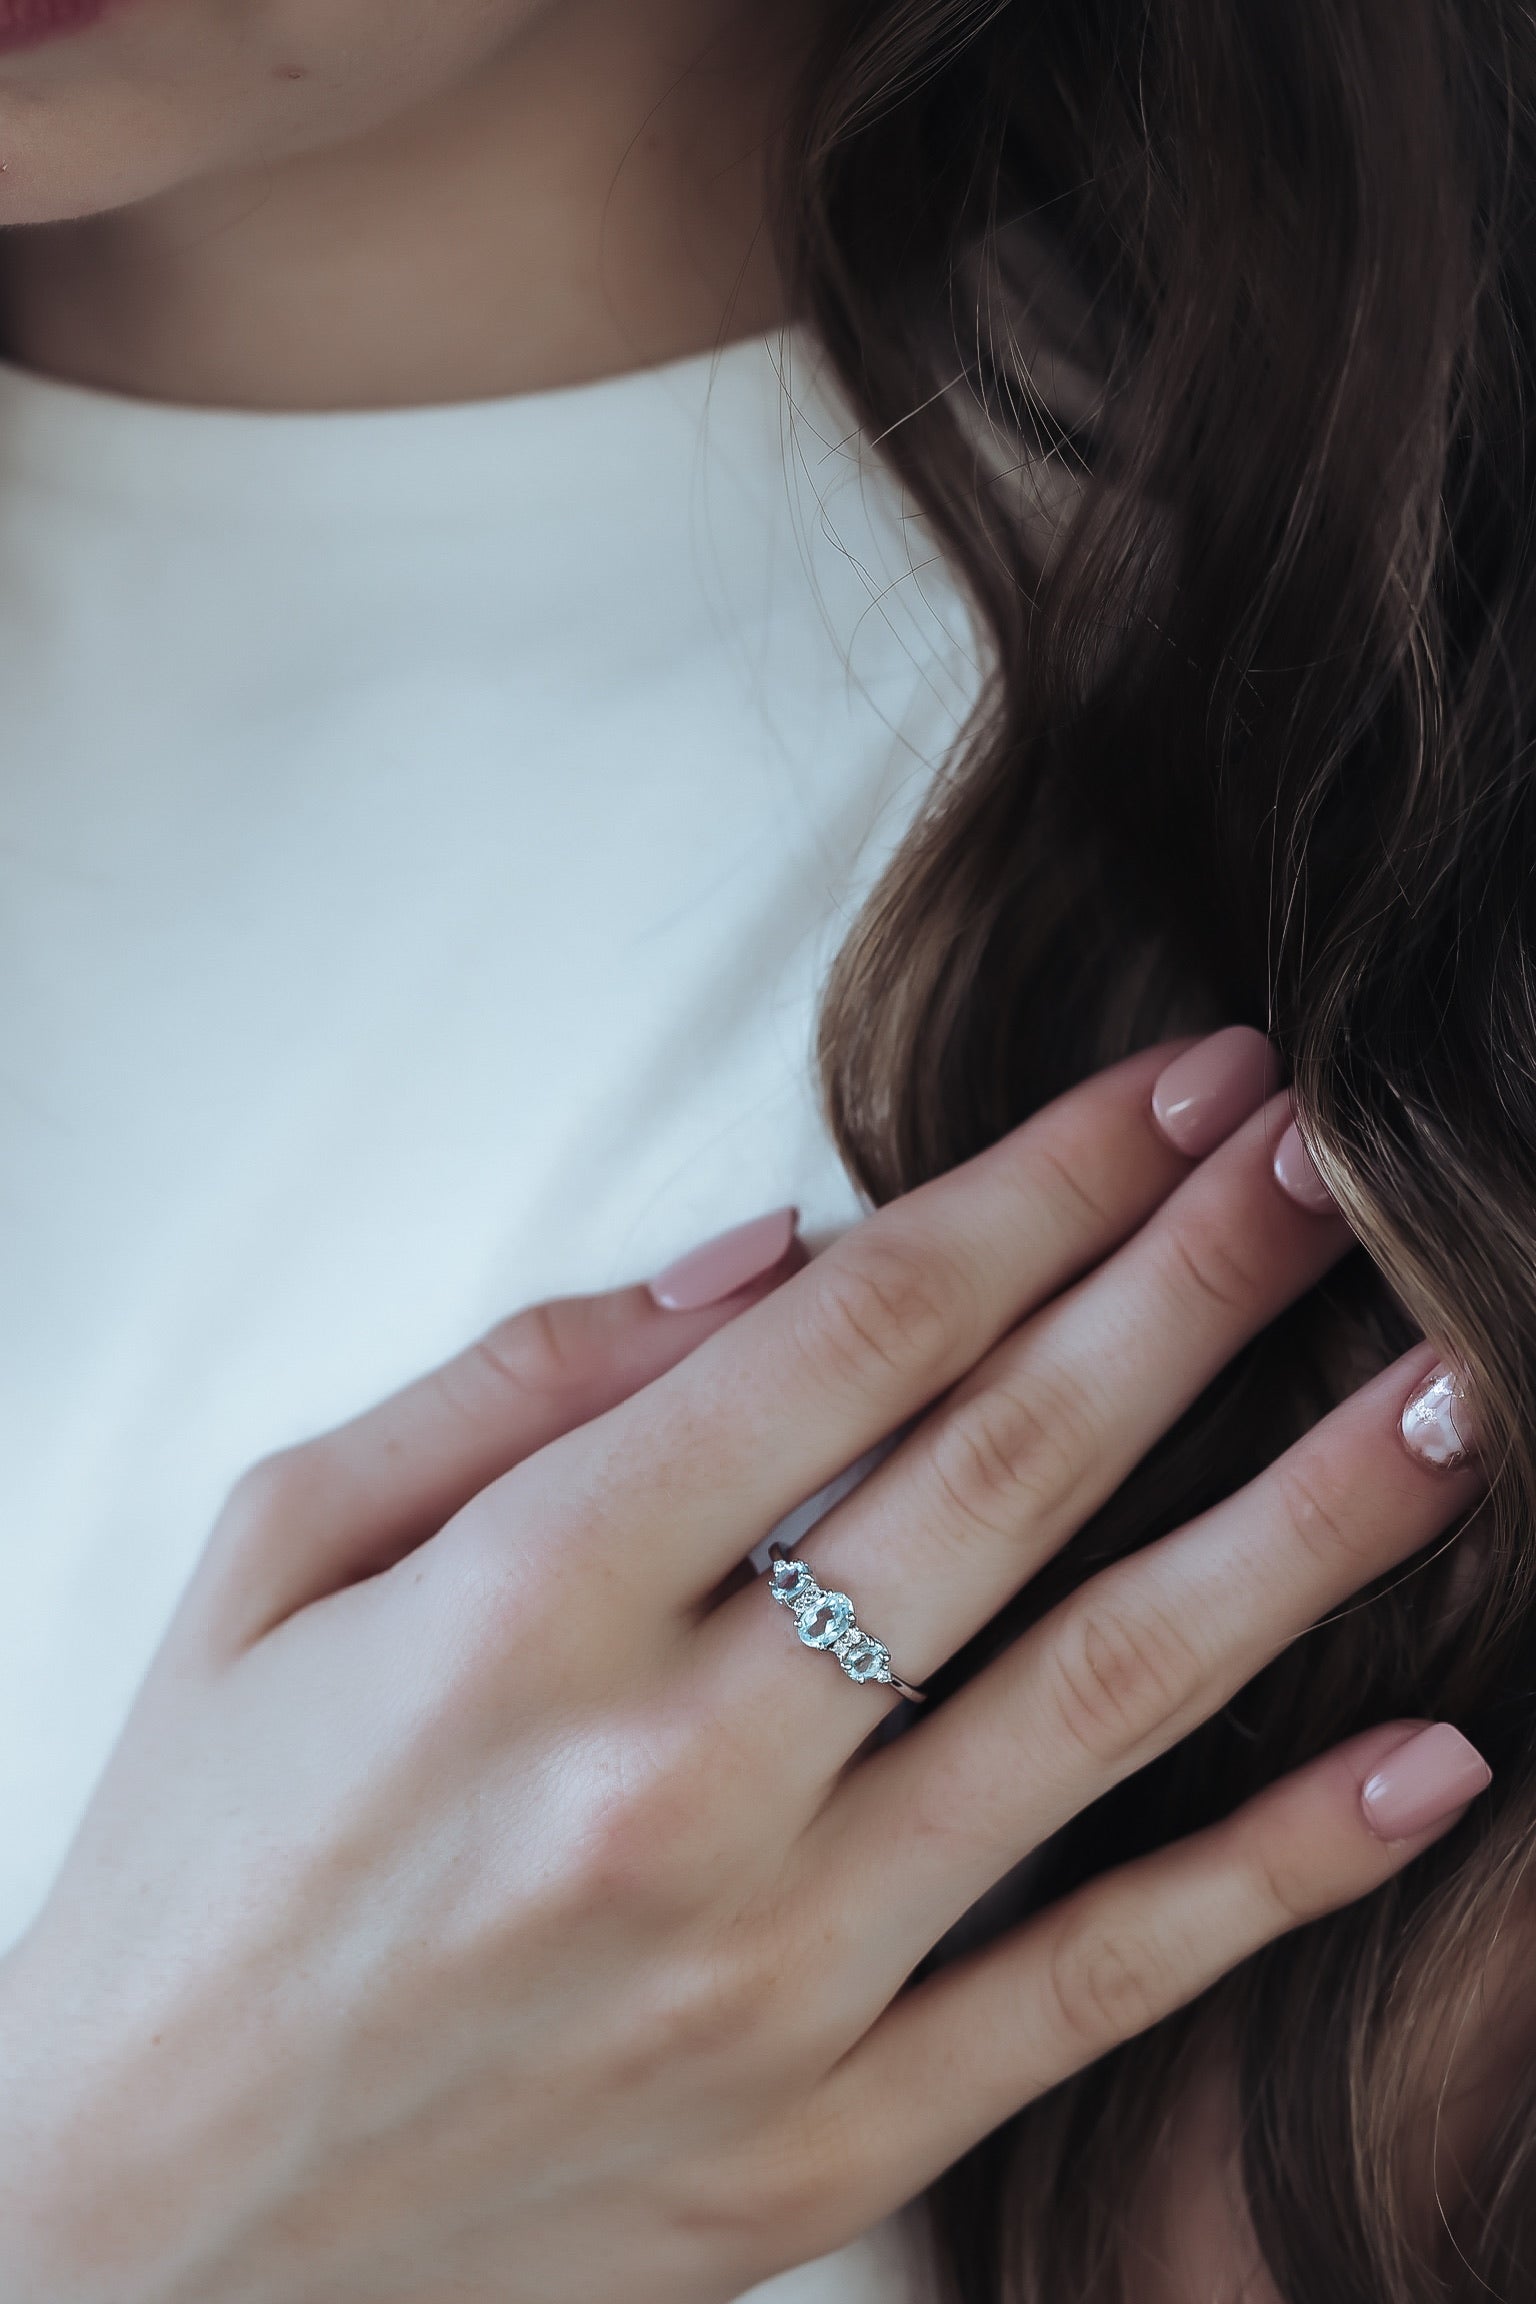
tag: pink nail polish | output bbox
[1150,1027,1283,1157]
[1360,1722,1491,1840]
[1401,1363,1478,1467]
[648,1207,798,1312]
[1272,1118,1337,1213]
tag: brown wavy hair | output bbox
[780,1,1536,2295]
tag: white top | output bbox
[0,330,976,2300]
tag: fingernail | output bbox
[1401,1362,1479,1467]
[1272,1117,1338,1213]
[648,1207,798,1311]
[1361,1722,1492,1840]
[1150,1027,1283,1157]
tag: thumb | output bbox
[191,1209,804,1650]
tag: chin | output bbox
[0,102,228,225]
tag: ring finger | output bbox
[697,1090,1349,1763]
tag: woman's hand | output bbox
[0,1035,1490,2304]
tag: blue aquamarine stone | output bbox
[796,1591,854,1649]
[835,1632,890,1683]
[769,1557,816,1607]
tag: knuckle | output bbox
[1241,1819,1328,1932]
[1272,1451,1359,1570]
[217,1445,316,1539]
[611,1929,788,2102]
[809,1237,966,1389]
[562,1781,697,1915]
[547,1722,729,1920]
[1048,1920,1175,2057]
[1252,1850,1320,1933]
[887,1731,965,1854]
[460,1300,585,1414]
[1046,1589,1202,1761]
[928,1370,1087,1545]
[674,2126,831,2260]
[449,1477,572,1642]
[643,1950,759,2066]
[902,1746,998,1862]
[1160,1210,1261,1319]
[1025,1136,1121,1238]
[742,2123,844,2247]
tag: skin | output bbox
[0,0,805,406]
[0,9,1499,2295]
[0,1057,1483,2299]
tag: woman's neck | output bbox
[0,0,803,411]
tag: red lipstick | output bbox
[0,0,120,53]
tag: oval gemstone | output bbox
[769,1558,815,1607]
[796,1591,854,1649]
[836,1634,889,1684]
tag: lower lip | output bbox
[0,0,120,52]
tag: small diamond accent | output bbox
[765,1547,919,1697]
[764,1557,921,1704]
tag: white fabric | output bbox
[0,329,979,2300]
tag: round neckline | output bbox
[0,322,798,428]
[0,325,822,525]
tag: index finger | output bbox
[510,1035,1277,1597]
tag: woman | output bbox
[0,1,1521,2299]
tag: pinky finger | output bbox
[816,1719,1491,2213]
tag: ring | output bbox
[765,1543,927,1702]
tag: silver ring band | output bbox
[765,1543,927,1702]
